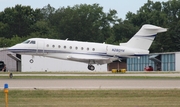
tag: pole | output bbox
[4,84,8,107]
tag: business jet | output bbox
[8,24,167,71]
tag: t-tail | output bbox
[120,24,167,50]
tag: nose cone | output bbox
[8,44,20,53]
[8,44,22,53]
[8,43,35,54]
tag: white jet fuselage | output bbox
[9,38,148,64]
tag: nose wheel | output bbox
[88,65,95,71]
[29,59,34,63]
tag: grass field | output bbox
[0,89,180,107]
[0,71,180,79]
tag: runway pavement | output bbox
[0,79,180,90]
[0,73,180,90]
[1,73,180,77]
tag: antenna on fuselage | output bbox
[65,38,68,41]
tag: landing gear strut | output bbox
[88,65,95,71]
[30,55,34,63]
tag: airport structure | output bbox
[0,48,17,71]
[20,55,107,72]
[108,52,178,71]
[107,52,179,71]
[127,52,177,71]
[0,48,179,72]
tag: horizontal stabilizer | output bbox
[149,55,161,63]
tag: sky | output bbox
[0,0,169,19]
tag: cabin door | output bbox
[37,41,44,55]
[106,45,108,53]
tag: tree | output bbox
[112,19,138,45]
[122,0,180,52]
[0,5,43,38]
[1,0,180,52]
[41,4,55,20]
[49,4,118,43]
[0,22,9,37]
[29,20,58,39]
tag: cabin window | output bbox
[58,45,61,48]
[23,40,30,44]
[87,48,89,51]
[64,46,66,49]
[52,45,55,48]
[47,44,49,47]
[75,47,78,50]
[92,48,95,51]
[70,46,72,49]
[81,47,84,50]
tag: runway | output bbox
[0,79,180,90]
[1,73,180,90]
[1,73,180,77]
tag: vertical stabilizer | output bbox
[120,24,167,50]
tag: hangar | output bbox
[109,52,179,71]
[127,52,178,71]
[0,48,17,71]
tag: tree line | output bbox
[0,0,180,52]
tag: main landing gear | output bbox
[88,65,95,71]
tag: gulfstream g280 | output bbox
[8,24,167,71]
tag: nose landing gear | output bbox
[29,55,34,63]
[88,65,95,71]
[29,59,34,63]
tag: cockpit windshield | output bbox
[22,40,36,44]
[23,40,30,44]
[30,41,36,44]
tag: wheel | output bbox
[90,65,95,71]
[88,65,95,71]
[29,59,34,63]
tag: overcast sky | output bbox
[0,0,168,19]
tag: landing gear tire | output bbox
[88,65,95,71]
[29,59,34,63]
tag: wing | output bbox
[66,54,118,65]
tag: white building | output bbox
[21,55,107,72]
[0,48,17,71]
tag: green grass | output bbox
[0,90,180,107]
[0,71,180,74]
[0,71,180,79]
